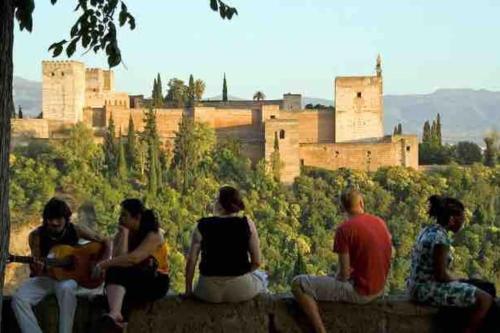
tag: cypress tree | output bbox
[117,129,128,179]
[156,73,164,107]
[270,132,281,181]
[151,78,158,103]
[148,143,158,196]
[188,74,195,107]
[126,114,138,171]
[143,107,161,191]
[431,120,438,145]
[18,105,23,119]
[423,121,431,143]
[484,136,497,167]
[393,126,398,136]
[436,113,442,146]
[103,112,117,176]
[222,73,228,102]
[156,150,163,189]
[397,123,403,135]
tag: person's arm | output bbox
[336,253,350,281]
[247,218,261,271]
[332,225,351,281]
[185,227,202,295]
[98,231,162,268]
[433,244,455,282]
[75,224,112,261]
[112,226,129,257]
[28,231,45,276]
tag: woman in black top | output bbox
[94,199,170,330]
[185,186,266,303]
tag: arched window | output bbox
[279,129,285,139]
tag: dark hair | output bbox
[428,195,465,226]
[218,186,245,214]
[43,198,72,225]
[121,198,145,218]
[133,209,160,250]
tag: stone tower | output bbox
[333,55,384,142]
[42,61,85,123]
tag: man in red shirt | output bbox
[291,188,392,333]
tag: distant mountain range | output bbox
[13,76,41,117]
[14,76,499,144]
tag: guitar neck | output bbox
[9,255,70,267]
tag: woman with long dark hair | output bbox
[94,199,169,330]
[185,186,267,303]
[407,195,493,333]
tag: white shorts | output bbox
[293,274,382,304]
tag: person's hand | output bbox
[117,224,129,234]
[91,261,106,280]
[30,257,45,276]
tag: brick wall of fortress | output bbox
[280,110,335,143]
[42,61,85,123]
[299,135,419,171]
[334,76,383,142]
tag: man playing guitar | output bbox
[10,197,111,333]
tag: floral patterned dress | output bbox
[407,224,477,307]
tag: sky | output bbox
[13,0,500,100]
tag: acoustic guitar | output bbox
[8,242,105,289]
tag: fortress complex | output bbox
[12,56,418,183]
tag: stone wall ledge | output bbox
[2,294,498,332]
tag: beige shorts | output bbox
[194,271,266,303]
[293,274,382,304]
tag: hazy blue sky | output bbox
[13,0,500,100]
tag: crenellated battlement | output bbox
[42,60,85,70]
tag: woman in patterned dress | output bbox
[407,195,493,333]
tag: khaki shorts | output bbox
[293,275,382,304]
[194,271,266,303]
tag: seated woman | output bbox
[95,199,169,330]
[185,186,267,303]
[407,195,493,333]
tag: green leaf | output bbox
[82,34,91,48]
[66,39,77,57]
[119,10,127,26]
[108,48,122,67]
[70,23,79,37]
[219,5,226,19]
[50,0,58,4]
[128,15,136,30]
[210,0,218,11]
[52,45,64,57]
[15,0,35,32]
[48,40,67,57]
[226,8,238,19]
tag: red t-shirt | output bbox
[333,213,392,296]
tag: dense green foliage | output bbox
[165,76,205,108]
[9,121,500,294]
[419,115,498,167]
[455,141,483,165]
